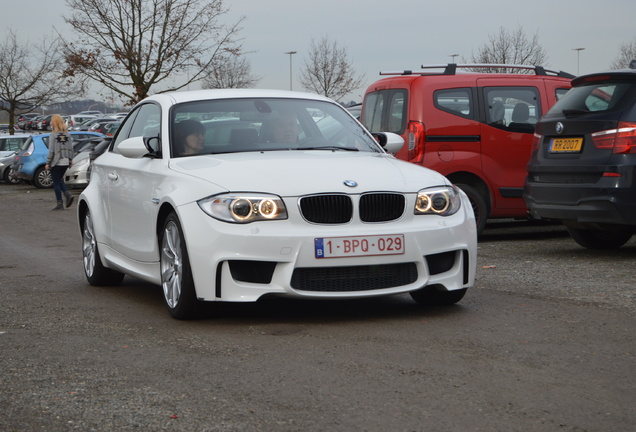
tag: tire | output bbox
[160,213,201,319]
[410,285,467,306]
[82,210,125,286]
[566,227,633,250]
[456,183,488,235]
[4,167,21,184]
[33,166,53,188]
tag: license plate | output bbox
[315,234,405,258]
[549,137,583,153]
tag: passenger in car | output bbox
[174,119,205,156]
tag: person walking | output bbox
[44,115,74,210]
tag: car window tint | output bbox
[113,103,161,153]
[0,137,27,151]
[361,89,407,134]
[556,88,569,100]
[483,87,541,132]
[546,82,636,117]
[434,88,473,119]
[361,91,386,133]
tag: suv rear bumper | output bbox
[524,171,636,226]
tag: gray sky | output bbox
[5,0,635,102]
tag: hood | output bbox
[168,151,448,196]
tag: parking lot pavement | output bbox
[1,183,635,432]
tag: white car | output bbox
[78,89,477,319]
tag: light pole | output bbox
[573,48,585,75]
[284,51,297,90]
[449,53,459,63]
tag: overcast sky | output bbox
[5,0,635,103]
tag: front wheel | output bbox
[410,285,467,306]
[82,210,125,286]
[33,166,53,188]
[567,227,633,249]
[160,213,201,319]
[455,183,488,234]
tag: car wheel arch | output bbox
[446,172,491,233]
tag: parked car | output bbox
[77,110,104,116]
[524,61,636,249]
[69,117,103,131]
[0,134,31,157]
[78,89,477,319]
[88,119,120,135]
[65,137,111,187]
[16,113,40,129]
[1,154,21,184]
[37,114,71,131]
[0,135,31,184]
[0,124,23,134]
[359,63,574,233]
[12,132,104,188]
[24,115,45,131]
[69,114,97,127]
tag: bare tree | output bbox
[610,38,636,69]
[202,54,260,89]
[62,0,245,104]
[0,30,78,134]
[299,37,365,101]
[467,26,549,73]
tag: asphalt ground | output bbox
[1,183,635,432]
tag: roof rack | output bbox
[379,63,575,79]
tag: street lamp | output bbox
[449,54,459,63]
[284,51,297,90]
[573,48,585,75]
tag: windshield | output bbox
[170,98,381,157]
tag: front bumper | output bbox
[177,194,478,302]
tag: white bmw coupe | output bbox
[78,89,477,319]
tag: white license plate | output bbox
[315,234,405,258]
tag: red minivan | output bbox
[360,64,573,233]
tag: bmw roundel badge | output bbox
[556,122,564,135]
[344,180,358,187]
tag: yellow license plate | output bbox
[550,137,583,153]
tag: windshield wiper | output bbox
[300,146,359,151]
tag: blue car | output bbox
[13,132,103,188]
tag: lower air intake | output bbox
[291,262,417,292]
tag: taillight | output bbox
[407,121,425,162]
[531,132,542,152]
[591,122,636,154]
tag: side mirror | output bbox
[373,132,404,154]
[117,136,161,159]
[118,136,149,158]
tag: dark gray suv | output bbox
[524,60,636,249]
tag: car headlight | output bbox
[414,185,461,216]
[198,193,288,223]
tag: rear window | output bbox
[545,82,636,117]
[361,89,407,134]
